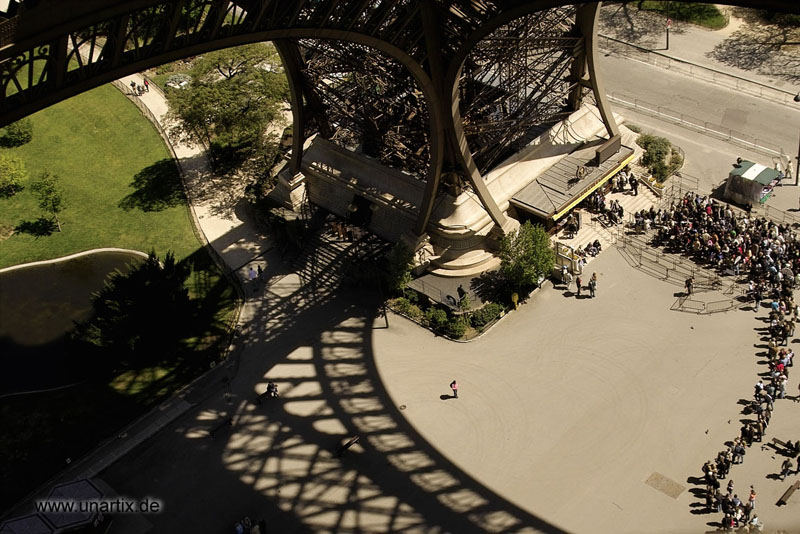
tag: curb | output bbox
[0,247,149,274]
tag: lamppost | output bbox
[795,92,800,186]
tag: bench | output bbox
[777,480,799,506]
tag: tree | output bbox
[1,118,33,147]
[0,153,27,197]
[30,171,66,231]
[383,242,414,295]
[498,221,555,294]
[166,43,289,175]
[71,251,192,373]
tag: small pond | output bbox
[0,251,144,396]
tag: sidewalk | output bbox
[597,4,800,94]
[1,73,283,522]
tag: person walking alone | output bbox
[575,275,582,298]
[143,78,149,92]
[450,379,458,399]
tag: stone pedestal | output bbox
[272,168,307,211]
[400,231,435,275]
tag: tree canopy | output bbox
[30,171,66,231]
[498,221,555,294]
[166,43,289,175]
[1,118,33,147]
[71,251,192,374]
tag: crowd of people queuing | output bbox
[638,192,800,284]
[565,166,639,238]
[627,192,800,529]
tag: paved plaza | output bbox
[97,244,800,533]
[7,7,799,532]
[375,250,800,533]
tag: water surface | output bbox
[0,251,143,396]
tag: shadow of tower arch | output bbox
[214,287,568,533]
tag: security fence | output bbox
[607,92,784,158]
[618,231,724,289]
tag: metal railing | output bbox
[407,277,482,312]
[608,92,785,157]
[672,296,743,314]
[598,34,799,106]
[660,172,800,227]
[619,231,724,289]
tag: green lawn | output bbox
[0,83,197,268]
[638,2,728,30]
[0,83,239,509]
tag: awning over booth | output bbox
[510,141,635,221]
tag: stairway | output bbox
[607,185,661,223]
[291,225,390,298]
[553,181,660,266]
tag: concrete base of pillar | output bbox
[400,232,436,276]
[271,168,307,212]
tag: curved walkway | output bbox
[2,74,571,532]
[7,72,800,533]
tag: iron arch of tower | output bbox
[0,0,797,238]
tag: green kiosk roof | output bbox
[729,160,781,186]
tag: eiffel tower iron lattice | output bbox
[0,0,795,248]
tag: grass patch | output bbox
[0,83,239,509]
[0,84,197,267]
[638,1,728,30]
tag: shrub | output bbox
[392,297,423,320]
[651,160,669,183]
[1,118,33,147]
[470,302,505,329]
[392,296,410,311]
[0,154,27,197]
[425,307,448,332]
[638,134,671,168]
[626,124,642,134]
[668,152,684,174]
[445,317,467,339]
[403,287,420,304]
[637,133,682,183]
[405,304,423,321]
